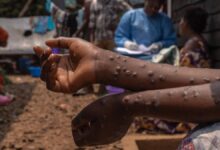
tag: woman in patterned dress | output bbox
[179,7,210,68]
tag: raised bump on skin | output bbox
[132,72,137,77]
[190,77,195,84]
[148,71,154,77]
[159,75,166,81]
[116,66,121,72]
[109,56,114,61]
[126,70,131,76]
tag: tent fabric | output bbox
[0,17,55,55]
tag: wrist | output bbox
[95,50,116,84]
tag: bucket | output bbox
[18,58,32,73]
[28,66,41,78]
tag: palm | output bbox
[72,94,133,146]
[34,38,97,93]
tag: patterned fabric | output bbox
[89,0,131,41]
[178,39,213,150]
[180,40,210,68]
[152,45,180,66]
[178,123,220,150]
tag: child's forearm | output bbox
[96,50,220,91]
[122,82,220,123]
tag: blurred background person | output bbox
[114,0,176,61]
[125,0,144,8]
[73,0,92,41]
[89,0,131,50]
[179,7,210,68]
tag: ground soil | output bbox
[0,76,124,150]
[0,76,185,150]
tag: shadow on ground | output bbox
[0,81,36,144]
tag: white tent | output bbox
[0,17,55,55]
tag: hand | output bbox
[124,41,138,50]
[72,94,133,146]
[34,37,99,93]
[147,43,162,52]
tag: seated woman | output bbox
[179,7,210,68]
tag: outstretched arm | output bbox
[123,82,220,123]
[72,81,220,146]
[34,37,220,93]
[96,49,220,91]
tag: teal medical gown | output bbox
[115,8,176,49]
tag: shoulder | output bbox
[123,8,143,17]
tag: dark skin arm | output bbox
[33,38,220,146]
[73,82,220,146]
[34,37,220,93]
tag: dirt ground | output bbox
[0,76,124,150]
[0,75,185,150]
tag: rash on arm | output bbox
[121,82,220,123]
[95,50,220,91]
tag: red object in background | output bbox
[0,75,4,85]
[0,75,4,92]
[0,26,9,43]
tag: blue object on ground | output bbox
[18,58,32,73]
[29,67,41,78]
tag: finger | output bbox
[33,46,44,57]
[41,54,60,82]
[46,55,62,91]
[46,37,74,49]
[40,48,52,65]
[55,57,70,92]
[33,46,52,65]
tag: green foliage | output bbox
[0,0,48,18]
